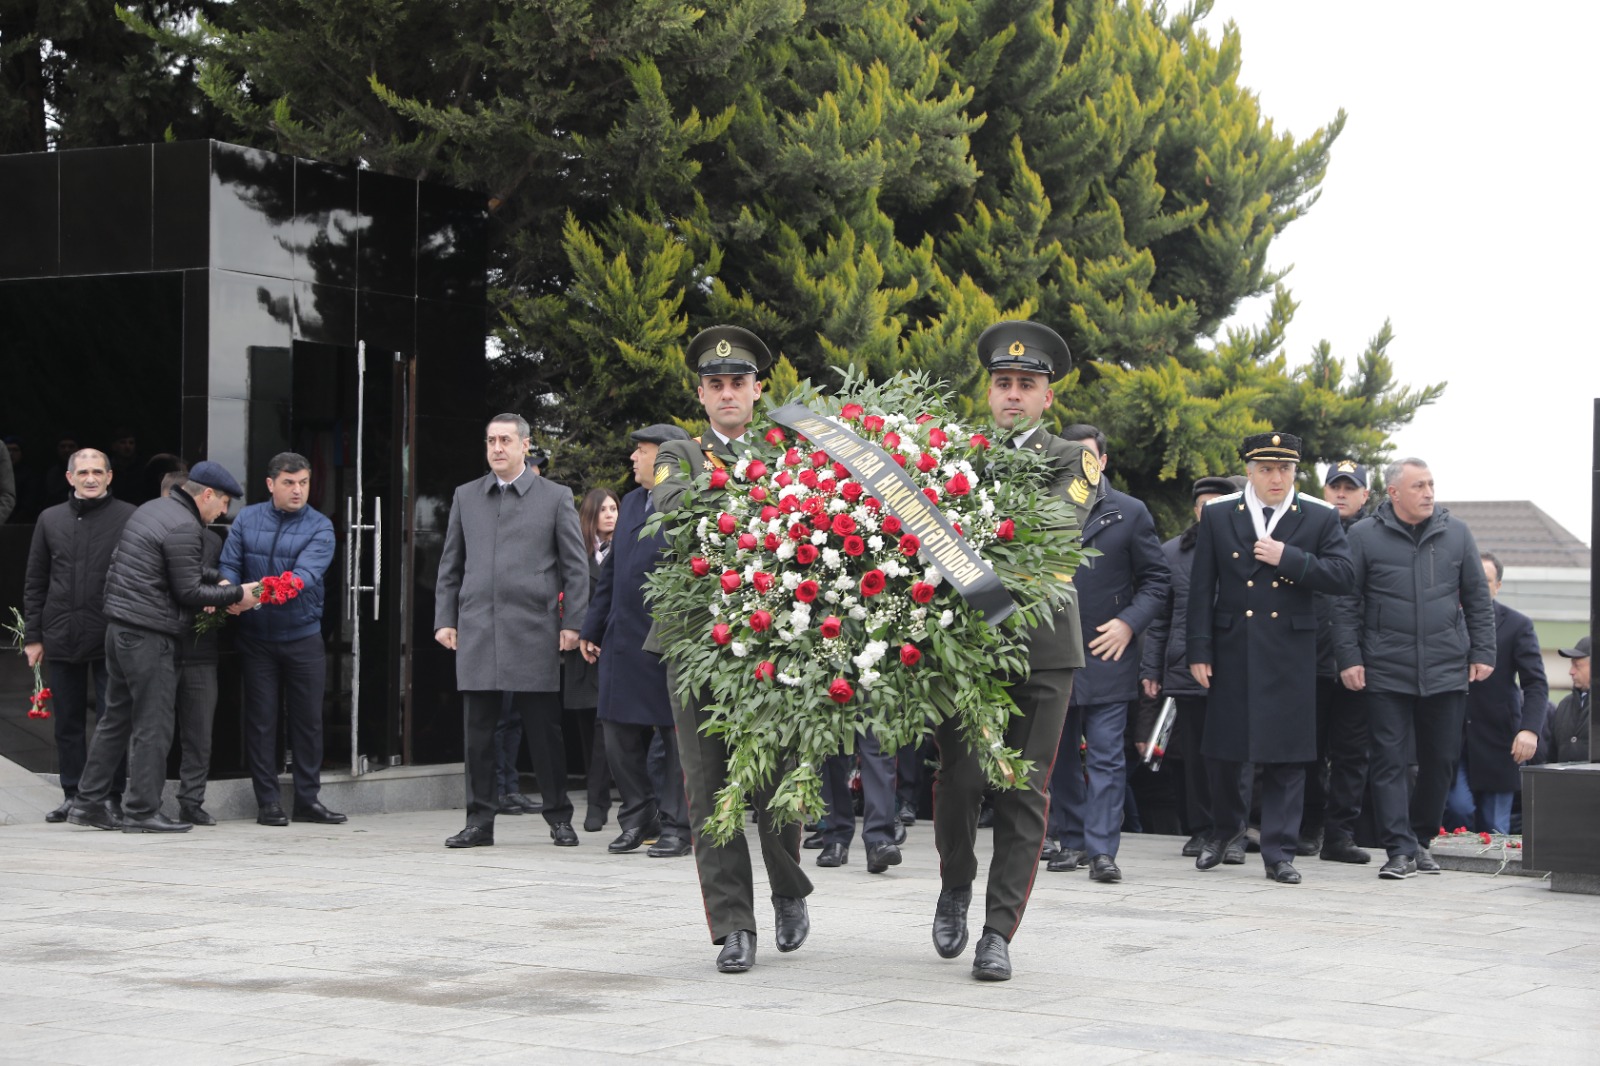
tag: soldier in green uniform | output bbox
[651,325,813,974]
[931,320,1098,981]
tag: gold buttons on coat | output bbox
[1272,581,1279,588]
[1246,580,1254,587]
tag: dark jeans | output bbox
[78,623,179,818]
[175,661,218,806]
[821,730,898,847]
[464,690,571,828]
[1367,690,1466,859]
[1306,677,1370,843]
[47,658,122,798]
[603,720,687,838]
[237,633,327,809]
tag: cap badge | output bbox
[715,339,732,357]
[1271,434,1281,446]
[1008,340,1026,356]
[1337,459,1357,472]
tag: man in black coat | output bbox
[1045,424,1169,883]
[68,461,255,834]
[1543,637,1589,762]
[1446,552,1547,834]
[23,448,136,822]
[1139,475,1245,858]
[1334,457,1495,879]
[1187,432,1354,884]
[579,423,693,858]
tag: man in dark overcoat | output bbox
[1187,432,1354,883]
[1448,552,1547,834]
[651,326,813,975]
[435,412,589,848]
[580,423,693,858]
[931,320,1095,981]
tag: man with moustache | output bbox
[651,326,813,974]
[1187,432,1354,884]
[930,320,1095,981]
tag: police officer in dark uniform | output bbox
[931,320,1096,981]
[1186,432,1354,883]
[650,325,813,975]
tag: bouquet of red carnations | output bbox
[5,607,51,720]
[193,570,306,637]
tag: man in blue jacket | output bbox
[1045,424,1170,883]
[220,452,344,827]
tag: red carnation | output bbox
[811,451,829,468]
[842,535,865,557]
[749,610,773,632]
[752,571,775,593]
[795,580,820,603]
[803,495,824,516]
[828,678,855,703]
[841,481,864,503]
[881,515,902,535]
[745,459,769,480]
[860,570,887,597]
[796,544,819,565]
[819,616,843,639]
[862,414,885,432]
[711,623,732,645]
[750,486,769,503]
[996,518,1016,541]
[831,513,856,536]
[911,582,936,604]
[899,534,920,557]
[969,433,991,450]
[784,448,802,467]
[710,468,730,489]
[883,431,901,449]
[765,427,786,445]
[717,513,737,535]
[755,660,776,682]
[916,452,938,473]
[945,472,971,497]
[922,487,939,503]
[900,644,922,667]
[720,570,742,594]
[840,403,865,422]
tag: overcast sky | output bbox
[1199,1,1595,544]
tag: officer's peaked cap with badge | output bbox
[977,320,1072,383]
[685,325,772,377]
[1324,459,1368,488]
[1241,431,1302,463]
[630,423,692,445]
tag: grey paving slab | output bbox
[3,806,1598,1065]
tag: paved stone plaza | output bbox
[3,806,1597,1065]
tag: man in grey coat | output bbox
[435,413,589,849]
[1334,457,1495,880]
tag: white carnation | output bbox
[775,541,796,561]
[822,548,842,568]
[810,530,827,545]
[940,609,955,628]
[859,669,881,688]
[849,605,868,621]
[867,535,884,551]
[730,642,748,658]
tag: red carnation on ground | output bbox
[717,513,737,535]
[840,403,865,422]
[745,460,769,480]
[795,580,820,603]
[899,534,920,557]
[842,535,865,556]
[752,571,775,592]
[737,533,757,550]
[796,544,819,565]
[915,452,938,473]
[831,514,856,536]
[900,644,922,667]
[720,571,742,593]
[711,623,732,645]
[690,557,711,576]
[765,427,786,445]
[819,616,843,639]
[749,610,773,632]
[860,570,886,597]
[710,469,730,489]
[755,660,776,682]
[828,678,854,703]
[911,582,936,604]
[881,515,902,535]
[996,518,1016,541]
[945,472,971,497]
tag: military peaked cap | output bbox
[977,320,1072,382]
[1241,431,1302,463]
[685,325,772,376]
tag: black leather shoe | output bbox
[976,806,995,829]
[816,842,848,867]
[1197,831,1243,870]
[972,930,1012,981]
[446,825,493,848]
[551,822,579,846]
[608,826,649,853]
[293,802,347,824]
[179,804,216,827]
[1040,837,1062,860]
[932,885,972,959]
[716,929,756,973]
[647,835,692,857]
[509,792,543,814]
[107,798,125,826]
[122,811,193,833]
[803,829,826,849]
[584,810,608,833]
[1266,861,1302,884]
[497,794,526,815]
[773,895,809,952]
[1320,837,1371,864]
[1295,829,1323,857]
[897,801,916,826]
[66,800,119,831]
[866,842,902,874]
[45,799,73,824]
[257,804,289,827]
[1416,847,1441,874]
[1047,847,1085,873]
[891,821,908,846]
[1088,854,1122,883]
[1379,854,1418,880]
[1181,832,1206,858]
[1223,837,1248,865]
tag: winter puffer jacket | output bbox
[102,493,243,635]
[23,493,138,661]
[218,501,335,643]
[1333,500,1495,696]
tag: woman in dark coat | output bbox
[565,488,619,832]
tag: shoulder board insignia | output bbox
[1081,449,1101,486]
[1205,491,1242,506]
[1068,478,1090,505]
[1298,492,1335,509]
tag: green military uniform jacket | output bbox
[1011,425,1098,671]
[644,432,741,654]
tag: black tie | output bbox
[1262,506,1274,526]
